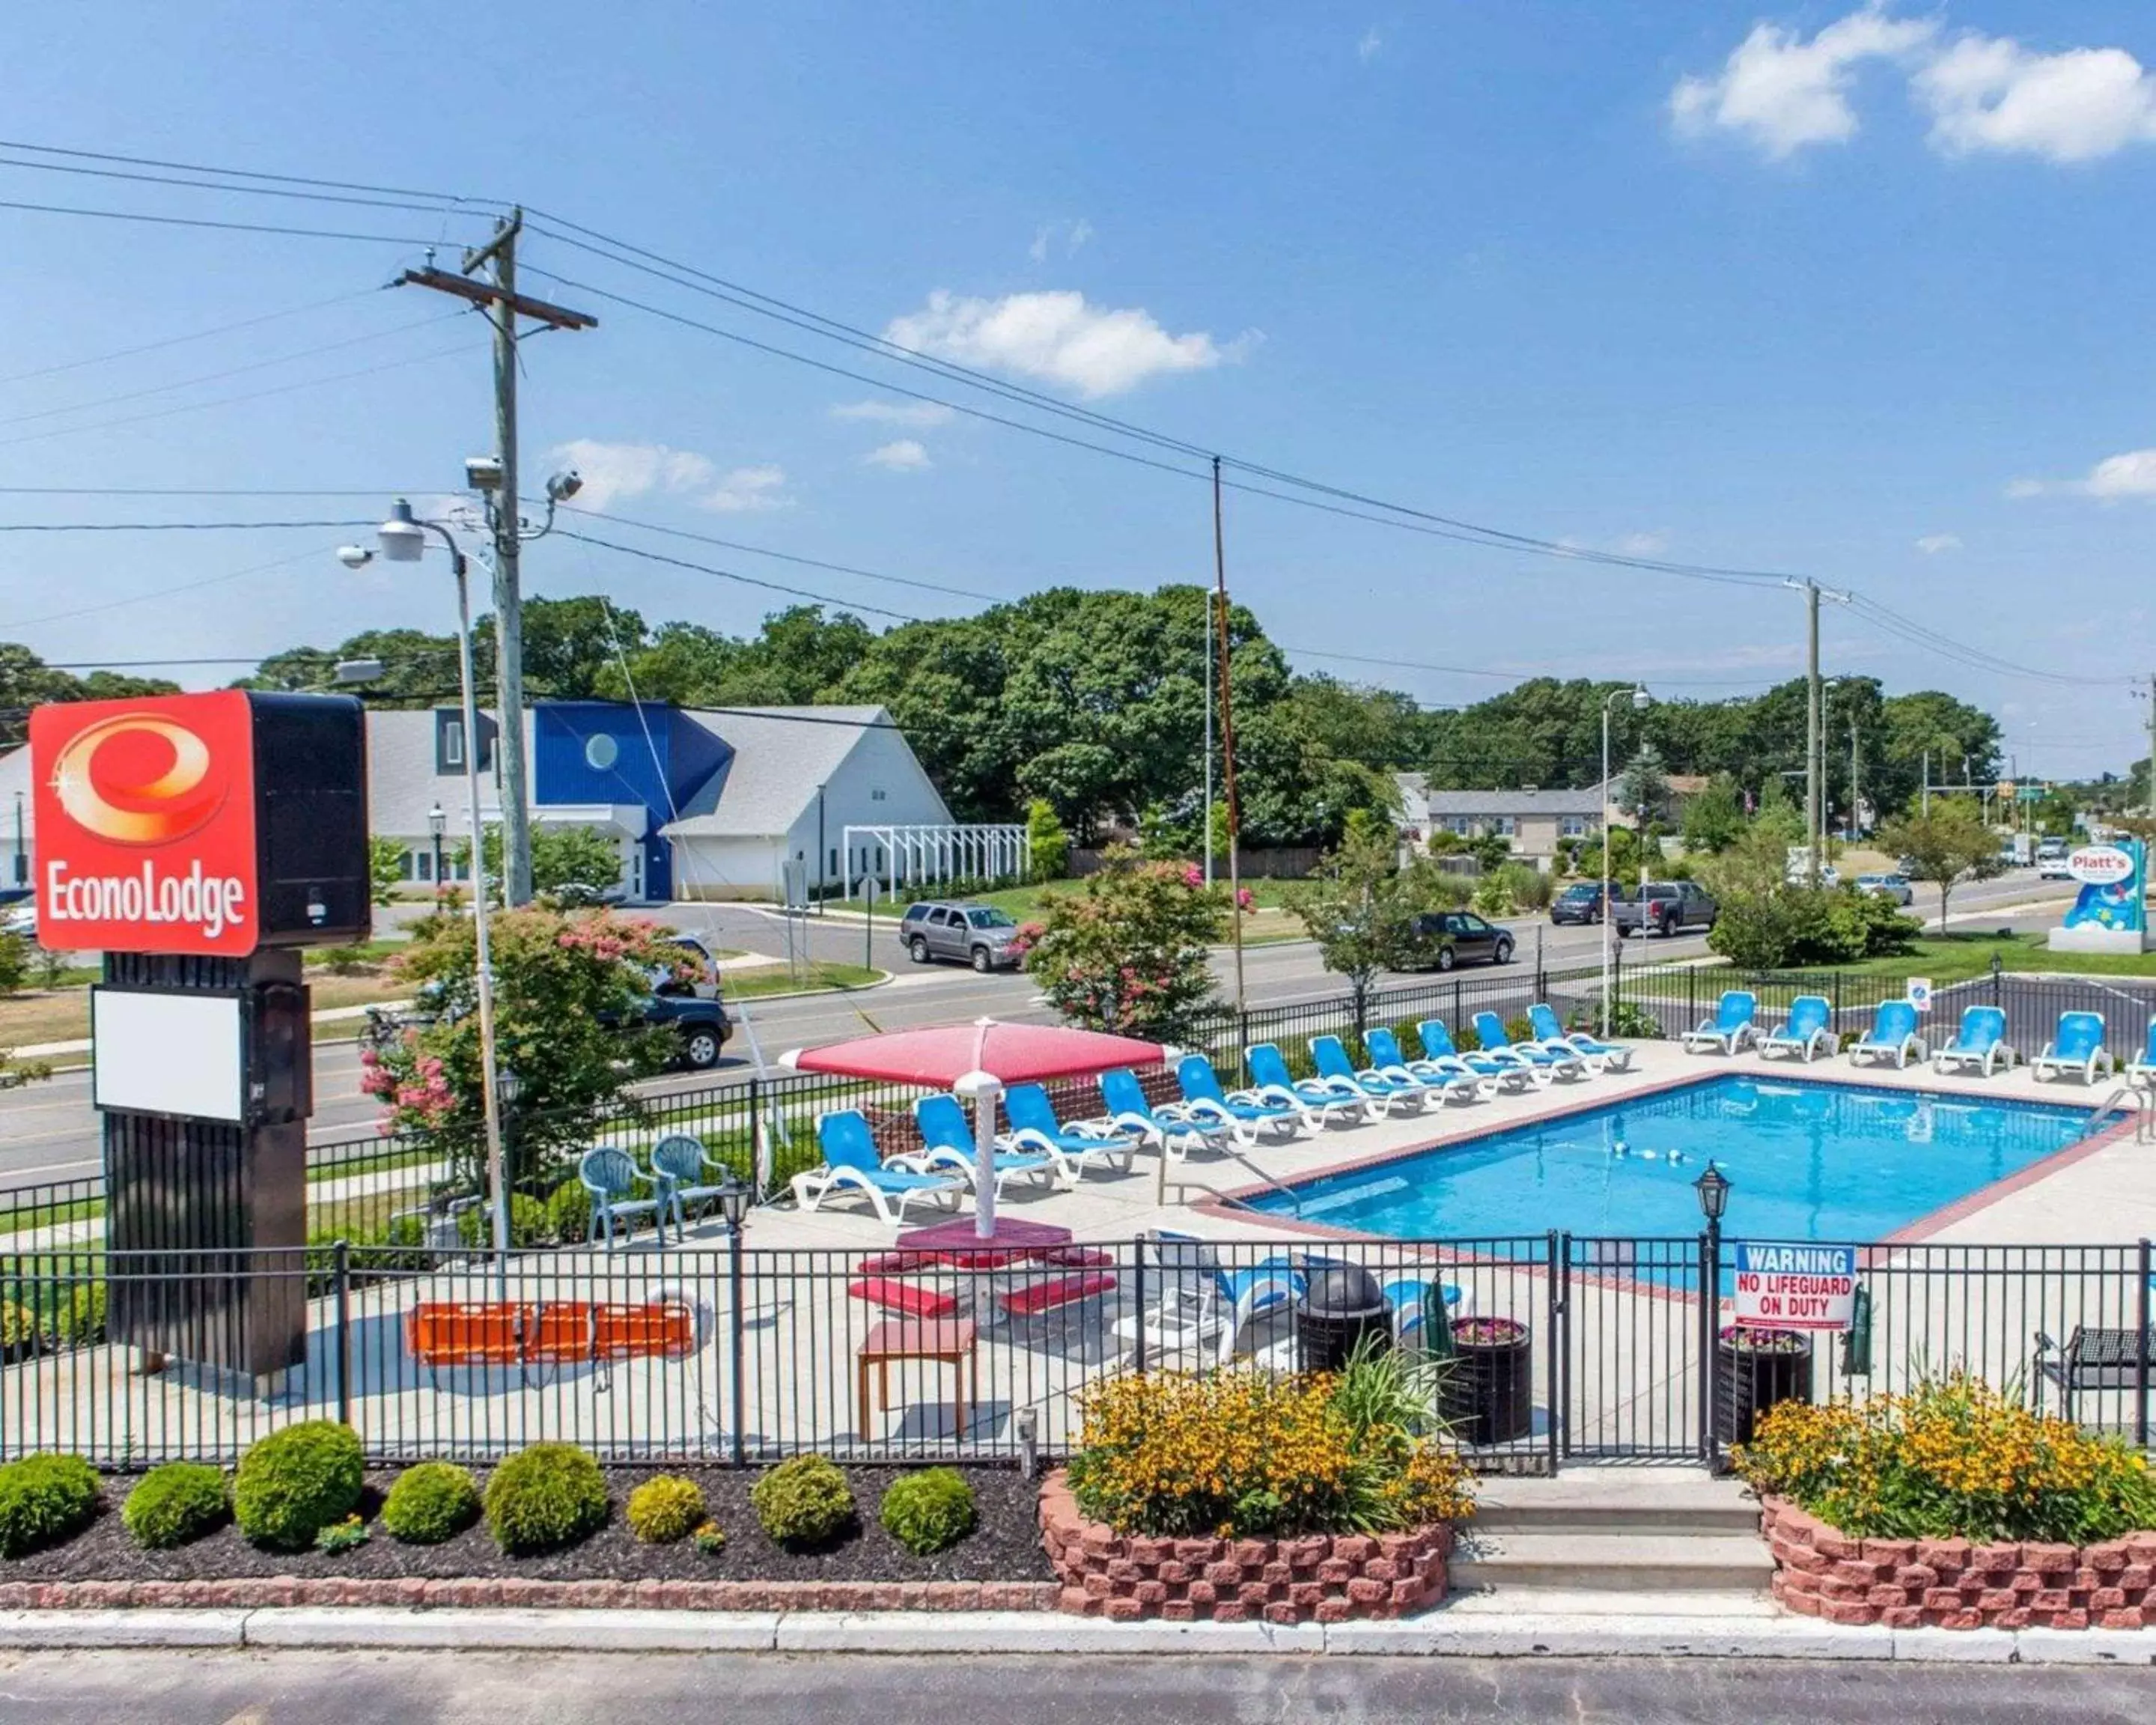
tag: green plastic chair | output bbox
[579,1146,666,1251]
[649,1134,737,1234]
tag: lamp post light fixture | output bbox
[1601,685,1650,1038]
[427,801,447,896]
[1693,1160,1732,1224]
[1693,1157,1732,1467]
[337,499,514,1277]
[716,1166,752,1466]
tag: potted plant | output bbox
[1439,1316,1533,1445]
[1715,1324,1812,1445]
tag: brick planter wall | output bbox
[1761,1495,2156,1630]
[1038,1470,1451,1625]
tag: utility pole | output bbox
[1848,715,1860,839]
[1211,457,1245,1011]
[1202,588,1214,889]
[2146,675,2156,817]
[1783,577,1849,883]
[398,210,595,905]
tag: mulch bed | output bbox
[1,1464,1052,1586]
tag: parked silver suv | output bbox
[898,900,1025,972]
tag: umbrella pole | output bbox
[957,1071,1002,1241]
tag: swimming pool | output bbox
[1246,1074,2100,1243]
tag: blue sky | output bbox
[1,2,2152,779]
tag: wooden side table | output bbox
[856,1318,978,1439]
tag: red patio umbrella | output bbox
[783,1019,1167,1240]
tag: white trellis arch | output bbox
[841,823,1030,893]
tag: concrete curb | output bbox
[4,1608,2155,1662]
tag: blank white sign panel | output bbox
[91,991,245,1122]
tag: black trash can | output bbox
[1295,1262,1392,1372]
[1715,1327,1815,1446]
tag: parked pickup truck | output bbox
[1613,880,1720,938]
[364,967,731,1071]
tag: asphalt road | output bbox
[0,1649,2150,1724]
[0,874,2068,1188]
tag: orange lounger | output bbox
[406,1299,697,1371]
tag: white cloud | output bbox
[1670,7,1936,158]
[1613,530,1670,557]
[547,439,788,513]
[2014,449,2156,501]
[1028,219,1093,264]
[830,399,953,428]
[1914,532,1962,554]
[1914,34,2156,162]
[1358,27,1383,64]
[1674,9,2156,164]
[884,289,1232,398]
[865,439,931,472]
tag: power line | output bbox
[552,528,921,623]
[0,339,486,451]
[0,287,386,386]
[0,546,337,629]
[0,485,434,497]
[0,194,464,247]
[0,139,481,206]
[0,519,371,532]
[0,151,487,220]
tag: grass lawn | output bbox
[722,961,883,1000]
[1833,931,2156,982]
[1,969,417,1050]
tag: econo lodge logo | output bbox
[31,692,258,955]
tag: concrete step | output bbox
[1449,1531,1775,1595]
[1440,1586,1782,1619]
[1472,1471,1762,1536]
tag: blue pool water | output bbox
[1247,1075,2098,1243]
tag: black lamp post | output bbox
[716,1169,752,1465]
[1693,1160,1732,1465]
[427,802,447,898]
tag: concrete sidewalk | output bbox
[5,1605,2154,1664]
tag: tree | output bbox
[1024,798,1071,882]
[368,836,407,907]
[531,826,624,895]
[1681,773,1747,855]
[1878,800,2001,932]
[360,906,689,1194]
[1017,851,1228,1042]
[0,642,180,746]
[1616,743,1669,824]
[1287,829,1423,1027]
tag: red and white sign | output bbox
[1732,1241,1858,1332]
[31,692,258,956]
[2067,845,2134,886]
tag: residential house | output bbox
[1394,774,1604,871]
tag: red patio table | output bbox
[895,1214,1074,1268]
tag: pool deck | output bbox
[736,1037,2156,1253]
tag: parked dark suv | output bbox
[1613,880,1720,937]
[1401,910,1516,971]
[1550,882,1607,926]
[898,901,1025,972]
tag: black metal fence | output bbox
[0,1232,2145,1470]
[1616,955,2156,1068]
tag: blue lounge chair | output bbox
[1849,1000,1926,1070]
[1682,991,1758,1056]
[2032,1011,2114,1086]
[581,1146,669,1250]
[1364,1026,1493,1102]
[648,1134,739,1235]
[1002,1083,1139,1181]
[1931,1006,2015,1079]
[1112,1231,1308,1368]
[1098,1067,1230,1161]
[791,1110,964,1229]
[2125,1017,2156,1089]
[1473,1011,1586,1083]
[1528,1003,1634,1074]
[1176,1053,1304,1144]
[1757,996,1834,1064]
[1417,1020,1533,1092]
[911,1094,1059,1199]
[1309,1035,1429,1116]
[1246,1042,1376,1126]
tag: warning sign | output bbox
[1905,977,1933,1014]
[1731,1241,1858,1332]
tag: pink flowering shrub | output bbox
[367,906,687,1193]
[1018,850,1229,1042]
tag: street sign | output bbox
[1905,977,1934,1013]
[2018,787,2044,803]
[1732,1241,1859,1331]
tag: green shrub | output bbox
[625,1474,705,1545]
[692,1519,727,1555]
[314,1512,370,1554]
[232,1421,365,1551]
[0,1300,38,1357]
[382,1462,481,1545]
[879,1468,976,1555]
[457,1193,549,1249]
[483,1443,609,1554]
[49,1283,105,1348]
[121,1462,228,1550]
[0,1453,101,1557]
[751,1455,856,1548]
[545,1178,591,1245]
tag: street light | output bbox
[427,801,447,897]
[1601,685,1650,1038]
[337,499,514,1277]
[1694,1159,1732,1467]
[1693,1160,1731,1223]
